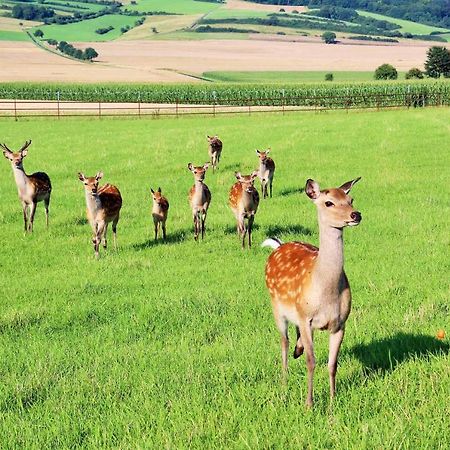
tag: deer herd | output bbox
[2,134,362,408]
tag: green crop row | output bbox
[1,81,450,107]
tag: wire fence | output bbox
[0,91,445,120]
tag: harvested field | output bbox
[1,38,447,83]
[225,0,308,14]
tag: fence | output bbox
[0,91,444,120]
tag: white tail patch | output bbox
[261,237,283,250]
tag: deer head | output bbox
[305,178,362,228]
[78,171,103,196]
[1,140,32,169]
[188,162,210,182]
[235,171,259,193]
[256,149,270,162]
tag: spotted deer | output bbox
[78,172,122,258]
[1,140,52,232]
[207,135,222,172]
[256,149,275,199]
[229,171,260,248]
[262,177,362,407]
[151,187,169,241]
[188,163,211,241]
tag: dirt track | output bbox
[0,38,446,83]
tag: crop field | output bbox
[0,108,448,447]
[34,14,142,42]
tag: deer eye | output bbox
[325,201,334,207]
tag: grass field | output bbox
[202,70,406,83]
[0,30,29,41]
[357,10,450,35]
[34,14,142,42]
[0,109,449,447]
[127,0,220,14]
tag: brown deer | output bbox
[207,135,222,172]
[1,140,52,232]
[256,149,275,199]
[188,163,211,241]
[229,171,260,249]
[262,177,362,407]
[151,187,169,241]
[78,171,122,259]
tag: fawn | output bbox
[256,149,275,199]
[2,140,52,232]
[262,177,362,407]
[78,172,122,258]
[188,163,211,240]
[229,171,260,248]
[151,187,169,241]
[207,135,222,172]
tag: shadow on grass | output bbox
[265,224,313,237]
[352,332,449,374]
[279,186,305,197]
[223,223,261,235]
[71,216,88,226]
[131,229,189,249]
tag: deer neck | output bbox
[241,187,255,211]
[193,180,205,201]
[259,160,267,174]
[85,191,101,215]
[12,164,29,196]
[315,222,345,287]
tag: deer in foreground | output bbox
[207,135,222,172]
[229,171,260,248]
[262,177,362,407]
[78,172,122,259]
[151,187,169,241]
[256,149,275,199]
[188,163,211,241]
[1,140,52,232]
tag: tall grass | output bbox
[0,109,448,448]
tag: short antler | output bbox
[19,140,32,153]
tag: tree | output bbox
[322,31,337,44]
[84,47,98,61]
[34,29,44,38]
[405,68,424,80]
[325,73,334,81]
[374,63,398,80]
[424,46,450,78]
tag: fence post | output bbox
[57,91,60,119]
[14,99,17,122]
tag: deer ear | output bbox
[203,162,210,170]
[265,149,270,155]
[305,179,321,200]
[95,171,103,181]
[339,177,361,194]
[251,170,259,180]
[235,171,243,181]
[21,149,28,158]
[188,163,193,171]
[78,172,85,182]
[256,149,260,155]
[2,150,13,161]
[150,188,155,194]
[158,187,161,193]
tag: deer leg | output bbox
[294,326,304,358]
[328,328,345,400]
[112,217,119,251]
[274,314,289,378]
[300,322,315,408]
[248,215,254,248]
[154,219,158,241]
[193,212,199,241]
[269,178,273,198]
[28,201,37,233]
[44,196,50,228]
[22,202,28,232]
[240,215,247,249]
[201,210,207,240]
[102,222,109,249]
[162,220,167,240]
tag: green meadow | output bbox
[126,0,220,14]
[0,108,448,448]
[0,30,29,41]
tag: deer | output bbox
[151,187,169,241]
[207,135,223,172]
[262,177,362,407]
[78,171,122,259]
[229,171,260,249]
[187,163,211,241]
[256,149,275,199]
[1,140,52,232]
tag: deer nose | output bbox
[351,211,362,222]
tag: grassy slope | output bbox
[0,30,29,41]
[127,0,220,14]
[357,10,450,35]
[35,14,141,42]
[0,109,449,448]
[201,71,407,82]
